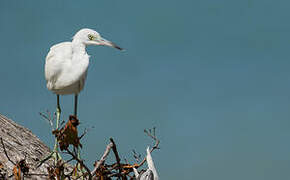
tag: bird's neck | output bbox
[72,40,87,55]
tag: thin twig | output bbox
[39,111,53,128]
[107,172,121,178]
[137,128,160,168]
[0,137,16,165]
[65,157,75,164]
[132,150,141,162]
[79,128,88,140]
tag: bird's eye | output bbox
[88,34,94,40]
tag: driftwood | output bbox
[0,113,55,179]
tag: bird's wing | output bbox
[45,42,73,89]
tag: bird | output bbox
[44,28,122,158]
[45,28,122,119]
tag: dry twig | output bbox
[137,128,160,168]
[91,142,114,177]
[110,138,125,179]
[39,110,54,128]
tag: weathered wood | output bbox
[0,113,54,179]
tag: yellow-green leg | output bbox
[52,95,62,163]
[37,95,62,167]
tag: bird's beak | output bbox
[98,37,123,51]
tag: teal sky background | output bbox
[1,0,290,179]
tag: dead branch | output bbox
[137,128,160,168]
[132,150,141,162]
[110,138,125,179]
[79,128,88,140]
[91,142,113,177]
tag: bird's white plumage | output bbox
[45,28,122,95]
[45,41,89,95]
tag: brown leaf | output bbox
[53,115,82,151]
[18,159,29,174]
[13,165,21,180]
[95,165,111,180]
[46,160,64,180]
[47,167,54,180]
[13,159,29,180]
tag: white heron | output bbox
[45,28,122,117]
[44,28,122,157]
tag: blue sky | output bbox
[1,0,290,179]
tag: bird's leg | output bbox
[73,94,80,158]
[74,94,78,117]
[52,95,62,162]
[73,95,85,174]
[56,94,61,129]
[38,95,62,167]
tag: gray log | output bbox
[0,113,55,179]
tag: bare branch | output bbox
[110,138,126,180]
[110,138,121,172]
[39,111,53,128]
[79,127,90,140]
[137,128,160,168]
[132,150,141,162]
[91,142,113,177]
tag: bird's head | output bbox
[73,28,123,50]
